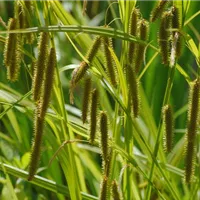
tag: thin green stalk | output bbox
[0,25,158,52]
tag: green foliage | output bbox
[0,1,200,200]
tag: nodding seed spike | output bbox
[89,89,98,144]
[150,0,169,22]
[158,11,171,65]
[162,104,174,153]
[100,111,109,170]
[70,61,89,104]
[127,64,140,117]
[102,37,117,86]
[185,79,200,183]
[4,18,21,81]
[32,32,49,102]
[4,18,17,67]
[28,109,45,181]
[99,176,108,200]
[111,180,122,200]
[171,6,182,59]
[39,47,56,119]
[86,36,102,63]
[128,8,140,64]
[135,19,149,74]
[82,77,92,124]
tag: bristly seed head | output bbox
[39,47,56,119]
[82,77,92,124]
[171,6,182,58]
[128,8,140,65]
[99,176,108,200]
[70,61,89,104]
[32,32,49,102]
[150,0,169,22]
[162,104,174,153]
[158,11,172,65]
[185,79,200,183]
[89,89,98,144]
[127,64,140,118]
[28,108,45,181]
[135,19,149,74]
[3,18,21,81]
[100,111,109,171]
[111,180,122,200]
[86,36,102,63]
[102,37,117,86]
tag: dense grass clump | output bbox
[0,1,200,200]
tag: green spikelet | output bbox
[4,18,17,67]
[89,89,98,144]
[162,104,174,153]
[185,79,200,183]
[135,19,149,74]
[100,111,109,170]
[70,61,89,104]
[158,11,171,65]
[39,47,56,119]
[171,6,182,58]
[111,180,122,200]
[102,37,117,86]
[127,64,140,117]
[150,0,169,22]
[99,176,108,200]
[82,77,92,124]
[128,8,140,64]
[86,36,101,62]
[32,32,49,102]
[28,109,44,181]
